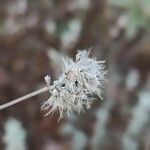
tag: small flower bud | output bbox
[44,75,51,86]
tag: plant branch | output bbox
[0,87,49,110]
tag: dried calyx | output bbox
[41,50,107,119]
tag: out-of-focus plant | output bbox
[3,118,27,150]
[57,19,82,49]
[60,122,88,150]
[92,102,111,150]
[47,49,68,77]
[125,69,140,91]
[109,0,150,39]
[72,130,88,150]
[122,91,150,150]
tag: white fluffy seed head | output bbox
[41,50,107,119]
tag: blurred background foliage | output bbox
[0,0,150,150]
[110,0,150,38]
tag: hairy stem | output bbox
[0,87,49,110]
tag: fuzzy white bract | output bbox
[41,50,107,119]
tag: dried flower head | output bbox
[41,50,107,119]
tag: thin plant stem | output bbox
[0,87,49,110]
